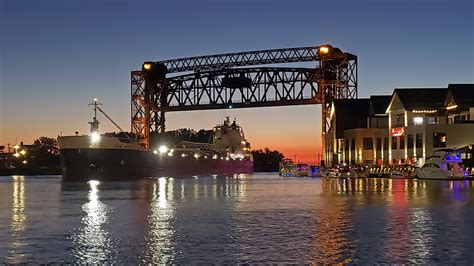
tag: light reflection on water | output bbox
[142,177,176,263]
[71,180,114,263]
[9,176,27,261]
[311,179,354,264]
[0,175,474,263]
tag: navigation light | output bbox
[90,132,100,143]
[159,145,169,154]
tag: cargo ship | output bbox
[58,99,253,180]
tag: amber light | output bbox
[319,46,329,54]
[143,63,152,70]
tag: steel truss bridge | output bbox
[131,45,358,164]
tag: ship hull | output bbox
[60,148,253,181]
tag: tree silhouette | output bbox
[251,148,284,172]
[32,136,60,167]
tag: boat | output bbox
[388,170,406,179]
[324,165,351,178]
[415,149,468,180]
[279,159,297,177]
[58,99,253,180]
[309,166,322,177]
[296,163,310,177]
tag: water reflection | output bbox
[2,175,474,263]
[11,176,26,232]
[384,179,411,262]
[188,174,248,200]
[9,176,27,261]
[73,180,113,263]
[408,208,433,262]
[311,178,354,264]
[143,177,176,263]
[320,177,474,263]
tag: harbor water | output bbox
[1,174,474,264]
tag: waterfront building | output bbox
[326,83,474,167]
[386,84,474,166]
[327,95,391,166]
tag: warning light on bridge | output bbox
[143,63,152,70]
[319,46,329,54]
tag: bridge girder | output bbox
[131,45,358,165]
[157,46,355,74]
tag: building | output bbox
[445,84,474,123]
[386,84,474,166]
[327,95,391,166]
[326,83,474,167]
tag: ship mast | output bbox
[88,98,133,141]
[88,98,102,134]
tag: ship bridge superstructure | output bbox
[131,44,358,164]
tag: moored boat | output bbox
[415,149,468,180]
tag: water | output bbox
[1,174,474,264]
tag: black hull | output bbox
[60,148,253,181]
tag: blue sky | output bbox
[1,0,473,160]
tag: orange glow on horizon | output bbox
[1,105,324,165]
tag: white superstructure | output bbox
[415,149,468,179]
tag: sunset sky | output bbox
[1,0,473,163]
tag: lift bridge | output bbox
[131,44,357,164]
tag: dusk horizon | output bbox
[1,0,473,163]
[2,0,474,264]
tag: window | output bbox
[399,136,405,150]
[416,134,423,148]
[351,139,356,150]
[407,134,414,149]
[413,116,423,125]
[384,137,389,150]
[426,116,436,124]
[377,138,382,151]
[433,132,447,148]
[392,136,397,150]
[363,137,373,150]
[345,139,349,151]
[423,163,440,168]
[393,114,404,127]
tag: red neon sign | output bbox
[391,127,405,137]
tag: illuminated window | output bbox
[413,116,423,125]
[433,132,447,148]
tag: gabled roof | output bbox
[391,88,447,111]
[369,95,391,115]
[333,98,371,114]
[332,99,371,138]
[447,84,474,107]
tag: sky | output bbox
[1,0,473,163]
